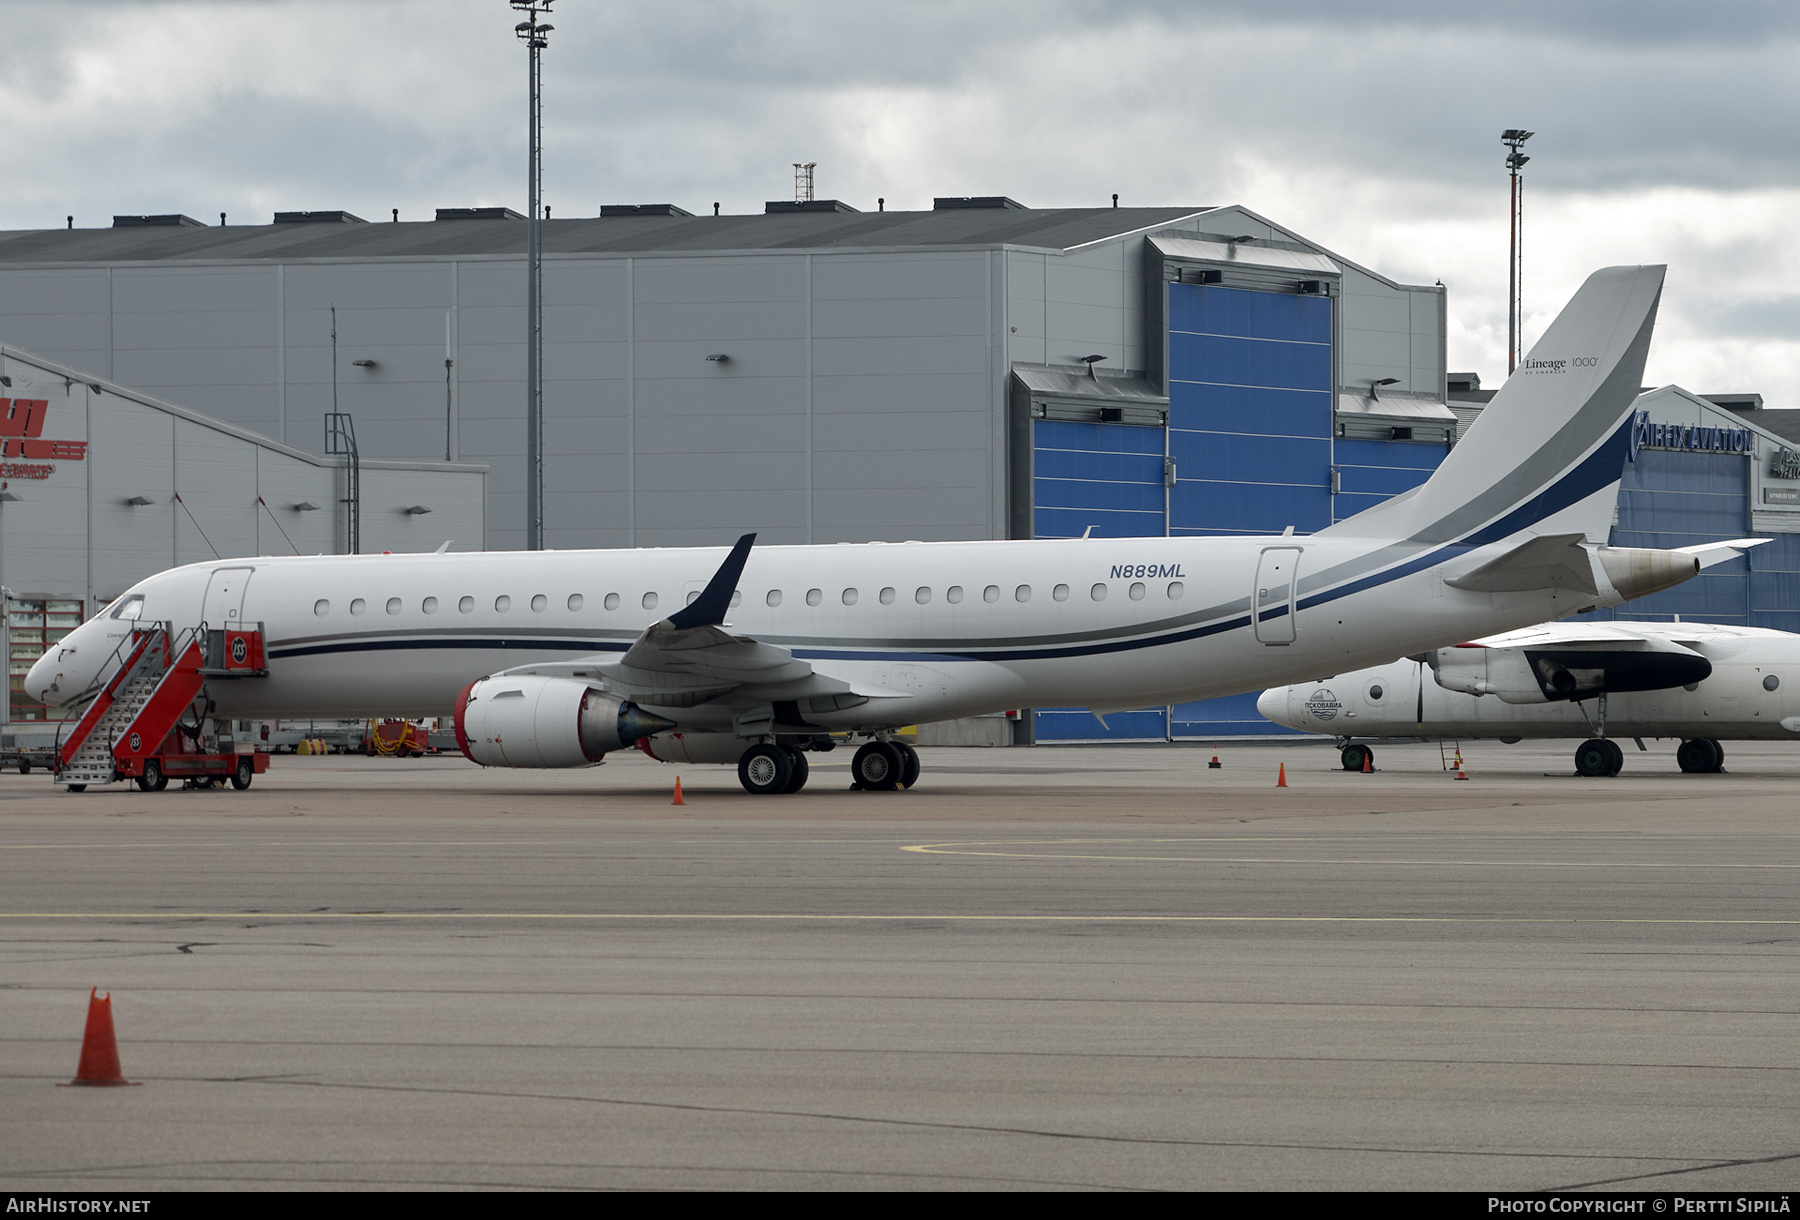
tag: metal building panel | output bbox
[632,337,808,380]
[810,370,988,415]
[0,268,114,368]
[811,251,991,301]
[632,257,806,305]
[172,418,260,564]
[634,299,806,341]
[810,335,988,378]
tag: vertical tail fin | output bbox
[1324,265,1664,550]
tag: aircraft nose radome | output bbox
[1255,687,1286,723]
[23,651,54,703]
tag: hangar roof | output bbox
[0,206,1215,264]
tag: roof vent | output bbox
[111,214,207,228]
[434,207,526,221]
[764,200,860,214]
[600,203,694,218]
[1702,393,1764,412]
[933,197,1026,211]
[274,210,368,225]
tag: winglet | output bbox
[667,533,756,630]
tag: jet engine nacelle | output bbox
[1430,638,1712,704]
[454,675,674,768]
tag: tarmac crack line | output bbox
[206,1075,1702,1164]
[1547,1147,1800,1191]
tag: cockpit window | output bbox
[109,595,145,621]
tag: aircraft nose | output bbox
[23,649,58,704]
[1255,687,1288,725]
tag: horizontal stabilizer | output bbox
[1676,538,1771,570]
[1445,533,1596,595]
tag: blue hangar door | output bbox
[1026,277,1338,743]
[1167,279,1335,739]
[1028,381,1172,742]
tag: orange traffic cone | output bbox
[1208,745,1221,770]
[1276,763,1288,788]
[1455,767,1469,781]
[65,988,137,1087]
[672,777,685,806]
[1362,751,1372,774]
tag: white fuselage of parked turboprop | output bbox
[23,265,1711,792]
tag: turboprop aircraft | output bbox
[27,265,1705,795]
[1256,615,1796,778]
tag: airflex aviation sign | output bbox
[1627,410,1754,463]
[0,396,88,479]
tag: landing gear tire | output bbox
[895,742,920,789]
[1678,738,1725,773]
[1340,743,1373,772]
[851,741,904,790]
[1575,739,1622,777]
[737,743,794,795]
[231,757,254,790]
[781,748,810,794]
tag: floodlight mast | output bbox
[1503,128,1534,375]
[514,0,554,550]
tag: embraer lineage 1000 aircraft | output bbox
[28,265,1709,794]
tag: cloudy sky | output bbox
[4,0,1798,402]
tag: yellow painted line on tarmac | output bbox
[3,912,1800,926]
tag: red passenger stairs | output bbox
[55,622,269,791]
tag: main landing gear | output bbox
[1676,738,1725,774]
[733,737,920,795]
[737,743,812,795]
[1339,742,1374,772]
[849,740,920,791]
[1574,737,1624,777]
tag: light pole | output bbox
[513,0,553,550]
[1503,128,1533,375]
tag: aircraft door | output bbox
[1253,547,1302,645]
[201,566,256,629]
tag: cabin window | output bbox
[1129,582,1146,600]
[879,587,896,605]
[983,585,1000,603]
[386,598,402,615]
[642,592,659,610]
[459,596,474,613]
[604,593,619,610]
[530,594,547,612]
[109,595,145,621]
[1091,584,1107,601]
[730,591,742,608]
[422,597,438,614]
[842,588,859,606]
[946,585,964,604]
[1053,584,1069,602]
[495,595,511,612]
[1015,585,1031,603]
[806,588,822,606]
[915,587,931,605]
[766,589,782,607]
[1168,582,1184,599]
[314,599,330,617]
[350,598,367,616]
[685,591,700,605]
[567,594,583,611]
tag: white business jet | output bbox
[1257,616,1797,778]
[28,265,1703,795]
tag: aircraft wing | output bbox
[488,533,880,712]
